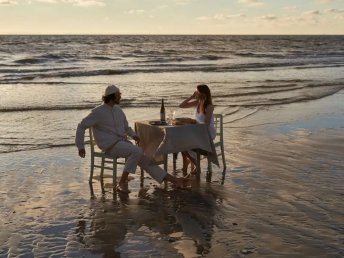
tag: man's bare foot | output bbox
[172,177,190,188]
[117,181,130,194]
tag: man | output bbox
[76,84,185,193]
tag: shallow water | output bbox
[1,35,344,154]
[1,35,344,257]
[1,92,343,257]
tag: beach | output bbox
[1,92,343,257]
[0,35,343,257]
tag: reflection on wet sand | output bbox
[1,93,343,257]
[86,180,221,257]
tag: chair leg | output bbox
[162,154,168,189]
[100,157,105,182]
[164,154,168,171]
[220,144,227,184]
[173,153,178,173]
[113,159,117,189]
[90,157,95,183]
[221,145,226,169]
[196,150,201,179]
[140,168,144,187]
[206,156,212,183]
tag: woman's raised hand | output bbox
[191,91,198,98]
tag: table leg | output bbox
[164,154,168,171]
[164,154,168,188]
[196,150,201,179]
[173,153,177,173]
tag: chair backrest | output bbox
[213,113,223,143]
[89,127,97,155]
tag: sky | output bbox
[0,0,343,34]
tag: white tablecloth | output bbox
[135,121,219,166]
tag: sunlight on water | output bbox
[0,35,343,257]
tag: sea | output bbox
[0,35,343,257]
[1,35,343,154]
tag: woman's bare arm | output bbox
[179,92,198,108]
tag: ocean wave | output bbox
[219,82,344,99]
[0,100,158,112]
[220,86,305,98]
[238,83,299,89]
[0,105,97,112]
[235,51,344,59]
[90,56,122,61]
[0,67,81,74]
[0,81,88,85]
[235,52,288,58]
[201,55,224,60]
[215,83,344,108]
[224,108,261,124]
[0,142,76,154]
[2,83,342,113]
[14,53,76,64]
[135,54,225,64]
[2,62,342,83]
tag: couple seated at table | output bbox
[75,84,215,193]
[179,84,216,176]
[76,85,189,194]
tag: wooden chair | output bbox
[172,113,227,177]
[207,113,226,174]
[88,128,126,187]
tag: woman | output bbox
[179,84,216,175]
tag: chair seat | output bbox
[88,128,124,186]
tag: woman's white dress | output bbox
[195,110,216,140]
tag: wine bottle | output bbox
[160,98,166,123]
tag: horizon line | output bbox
[0,33,343,36]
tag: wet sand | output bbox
[1,92,344,257]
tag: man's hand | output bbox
[132,135,140,145]
[79,149,86,158]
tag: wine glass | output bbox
[168,109,176,125]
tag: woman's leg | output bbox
[185,151,197,175]
[181,151,190,176]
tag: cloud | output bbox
[71,0,104,7]
[283,6,298,11]
[238,0,264,7]
[318,0,335,3]
[325,8,344,13]
[127,9,146,14]
[0,0,17,5]
[282,16,305,23]
[259,15,277,20]
[214,13,245,20]
[156,5,168,10]
[196,16,211,21]
[303,10,321,16]
[35,0,58,3]
[6,0,105,6]
[196,13,245,21]
[175,0,192,5]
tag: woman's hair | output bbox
[102,93,116,103]
[197,84,213,114]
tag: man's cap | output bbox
[104,85,120,96]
